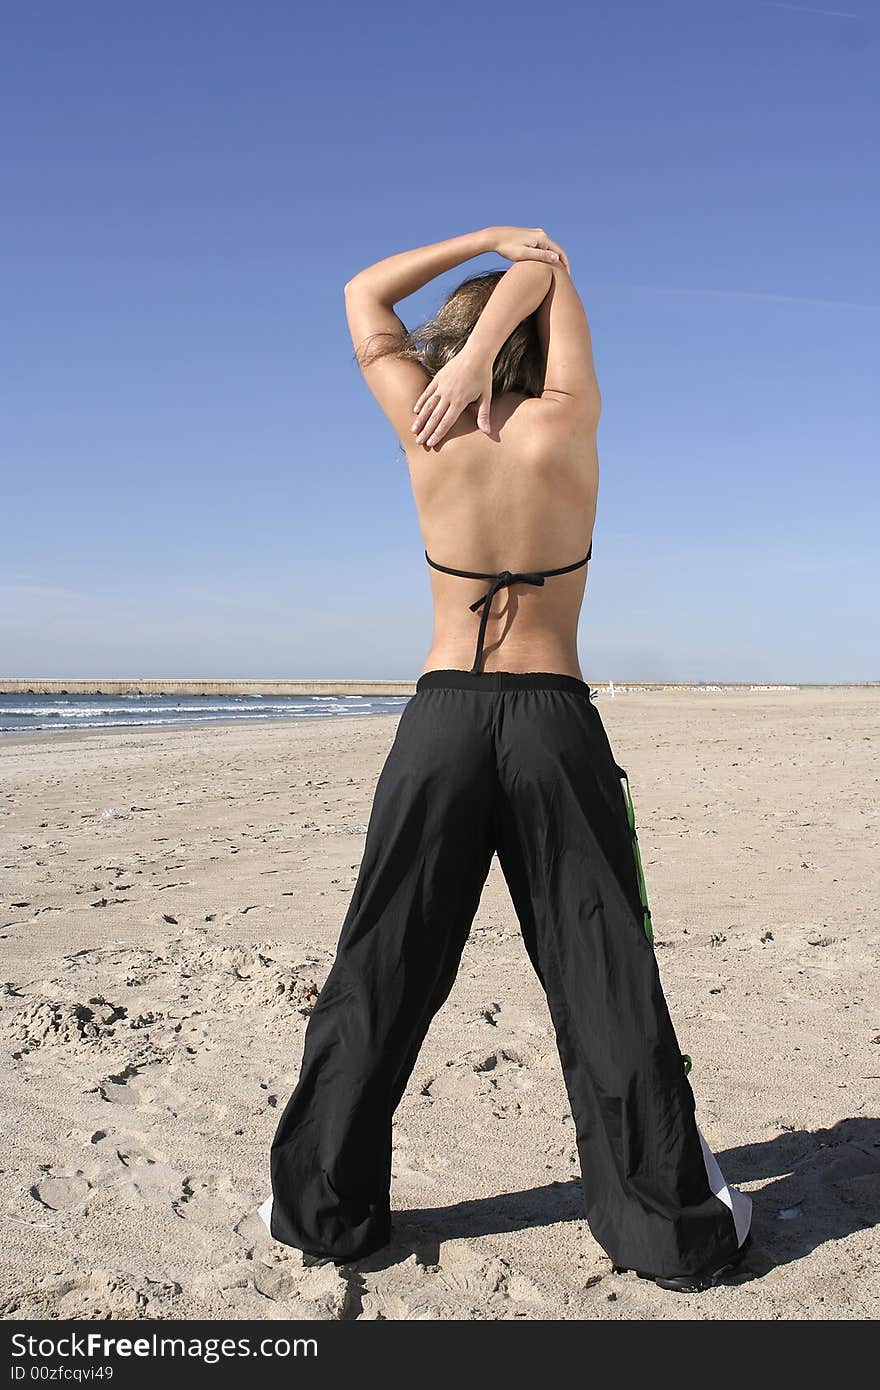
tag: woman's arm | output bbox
[411,260,554,446]
[344,228,495,305]
[343,225,569,449]
[534,265,602,419]
[344,225,566,307]
[465,260,554,367]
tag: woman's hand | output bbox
[410,346,494,448]
[491,226,571,273]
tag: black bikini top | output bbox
[424,540,593,676]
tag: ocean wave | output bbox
[0,692,410,735]
[0,701,364,718]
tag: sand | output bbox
[1,688,877,1321]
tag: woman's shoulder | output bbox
[498,391,599,455]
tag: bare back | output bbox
[345,249,601,679]
[407,392,599,679]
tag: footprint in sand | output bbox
[417,1049,538,1102]
[469,1047,537,1094]
[0,1268,181,1320]
[114,1161,187,1208]
[30,1173,92,1211]
[391,1148,452,1187]
[98,1062,163,1107]
[25,1124,174,1218]
[90,1128,165,1164]
[174,1170,243,1225]
[230,1212,351,1315]
[97,1061,226,1124]
[249,1255,349,1317]
[78,1127,249,1225]
[86,1131,187,1208]
[358,1250,548,1320]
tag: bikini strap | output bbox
[424,541,593,675]
[424,541,592,582]
[426,555,501,581]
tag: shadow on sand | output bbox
[361,1116,879,1281]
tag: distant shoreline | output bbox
[0,678,415,697]
[1,677,877,697]
[4,683,878,745]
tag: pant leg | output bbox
[269,687,496,1261]
[494,686,751,1278]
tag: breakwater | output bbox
[0,678,417,697]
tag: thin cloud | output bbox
[762,2,859,17]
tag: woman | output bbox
[260,225,752,1293]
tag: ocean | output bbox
[0,691,411,735]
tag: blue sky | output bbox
[2,0,877,681]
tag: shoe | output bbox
[302,1251,344,1269]
[257,1194,274,1235]
[258,1197,353,1267]
[613,1233,752,1293]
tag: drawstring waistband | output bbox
[425,542,593,675]
[416,668,592,696]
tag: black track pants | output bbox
[267,669,751,1277]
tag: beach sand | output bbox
[1,688,877,1321]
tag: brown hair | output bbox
[354,269,546,398]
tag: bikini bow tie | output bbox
[468,570,547,614]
